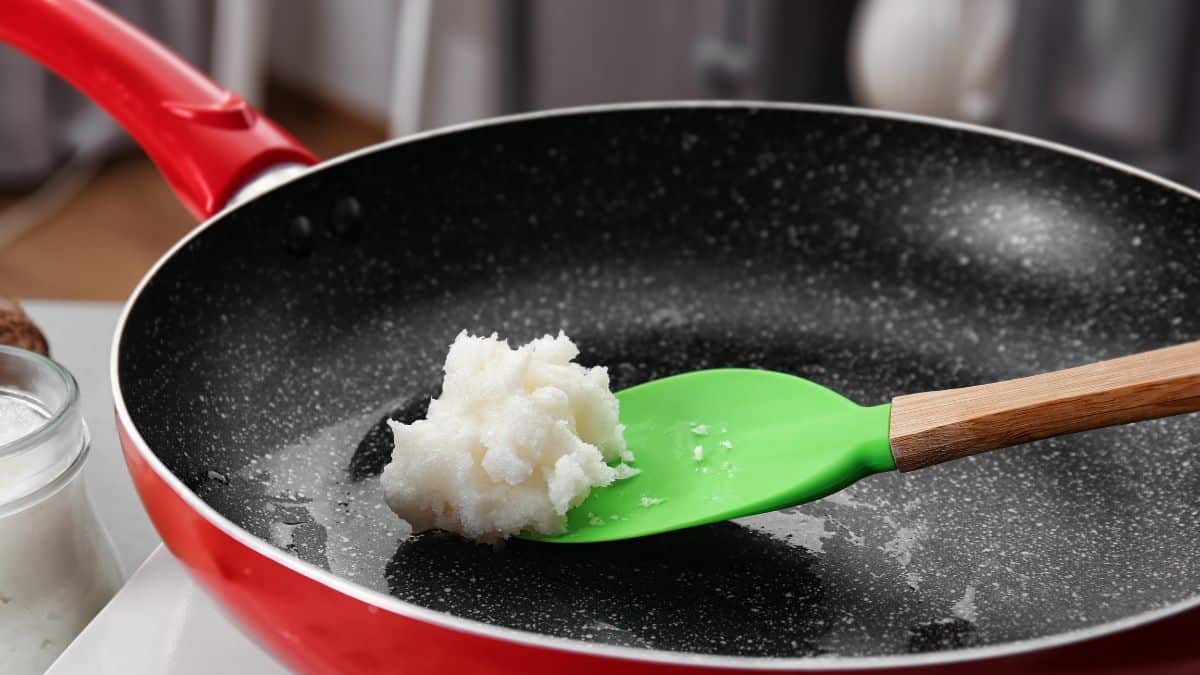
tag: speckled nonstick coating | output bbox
[117,106,1200,659]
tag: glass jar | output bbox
[0,346,122,674]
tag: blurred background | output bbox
[2,0,1199,300]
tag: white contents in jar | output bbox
[0,395,46,446]
[0,395,51,502]
[382,331,635,542]
[0,394,121,674]
[0,477,122,674]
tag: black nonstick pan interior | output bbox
[118,105,1200,658]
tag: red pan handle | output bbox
[0,0,318,219]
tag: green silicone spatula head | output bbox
[529,340,1200,543]
[531,369,896,543]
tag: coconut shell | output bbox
[0,297,49,356]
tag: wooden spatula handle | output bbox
[889,341,1200,471]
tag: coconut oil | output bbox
[0,347,122,674]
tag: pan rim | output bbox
[111,100,1200,670]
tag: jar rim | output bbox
[0,345,81,459]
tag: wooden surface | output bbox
[0,84,387,301]
[889,341,1200,471]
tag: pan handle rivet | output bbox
[331,197,364,239]
[285,215,315,255]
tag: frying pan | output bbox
[4,2,1199,674]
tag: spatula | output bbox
[533,340,1200,543]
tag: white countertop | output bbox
[45,549,286,674]
[24,302,285,675]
